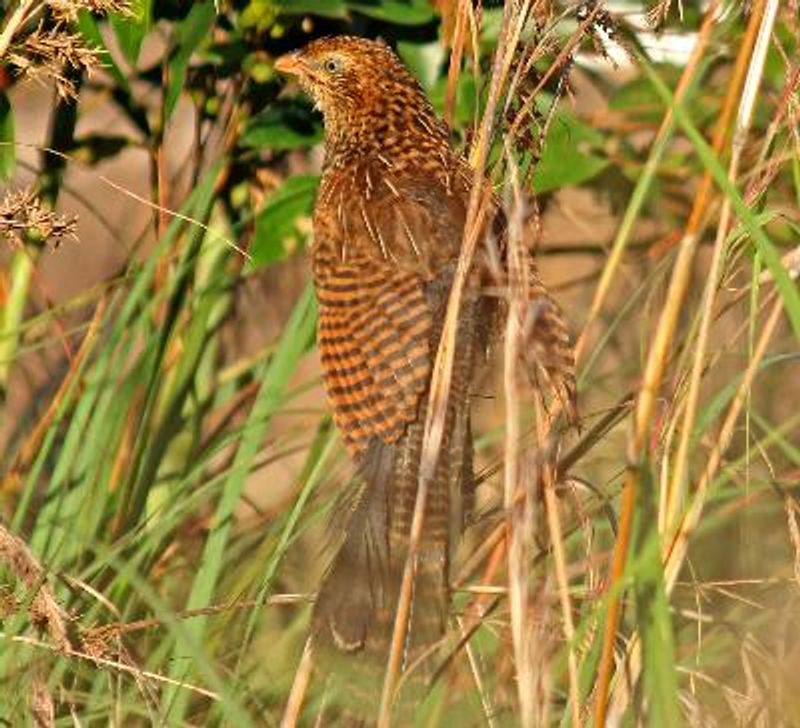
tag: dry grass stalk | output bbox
[593,1,769,721]
[0,522,72,651]
[3,631,218,701]
[280,637,314,728]
[540,428,581,725]
[458,621,498,727]
[29,677,55,728]
[377,2,525,723]
[574,0,722,363]
[1,298,107,494]
[0,0,130,99]
[443,0,469,127]
[0,524,285,716]
[610,48,789,728]
[664,0,780,544]
[379,5,602,721]
[502,134,540,726]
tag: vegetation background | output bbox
[0,0,798,725]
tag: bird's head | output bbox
[275,36,446,160]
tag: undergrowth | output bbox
[0,0,799,725]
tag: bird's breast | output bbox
[313,160,470,278]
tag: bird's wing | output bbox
[313,171,469,458]
[525,263,578,423]
[484,203,578,424]
[312,178,474,696]
[315,257,432,457]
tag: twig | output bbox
[9,142,250,260]
[0,632,220,700]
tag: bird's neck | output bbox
[322,101,452,172]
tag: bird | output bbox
[274,35,576,719]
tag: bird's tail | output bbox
[312,293,483,722]
[310,434,451,720]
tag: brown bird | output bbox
[275,36,575,718]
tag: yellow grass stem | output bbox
[377,3,525,723]
[593,1,768,724]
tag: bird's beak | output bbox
[274,52,303,76]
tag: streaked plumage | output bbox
[275,35,576,719]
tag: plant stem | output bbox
[0,251,35,396]
[593,1,767,723]
[0,0,37,60]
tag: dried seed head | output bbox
[47,0,132,22]
[0,187,78,250]
[8,23,104,99]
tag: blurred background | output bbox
[1,0,799,725]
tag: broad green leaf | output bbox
[348,0,435,25]
[609,77,665,120]
[273,0,348,18]
[110,0,152,65]
[430,72,478,127]
[240,99,322,151]
[250,175,319,268]
[0,93,14,181]
[165,0,216,120]
[532,112,609,193]
[398,40,445,92]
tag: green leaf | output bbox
[609,77,665,121]
[110,0,152,65]
[347,0,435,25]
[250,175,319,268]
[164,285,317,723]
[165,0,216,120]
[532,112,609,193]
[239,0,279,31]
[640,54,800,341]
[273,0,348,18]
[632,460,682,728]
[69,134,129,165]
[0,93,14,181]
[429,72,477,127]
[77,11,130,91]
[240,99,322,151]
[398,40,445,92]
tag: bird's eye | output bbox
[324,58,340,73]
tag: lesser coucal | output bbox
[275,35,575,716]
